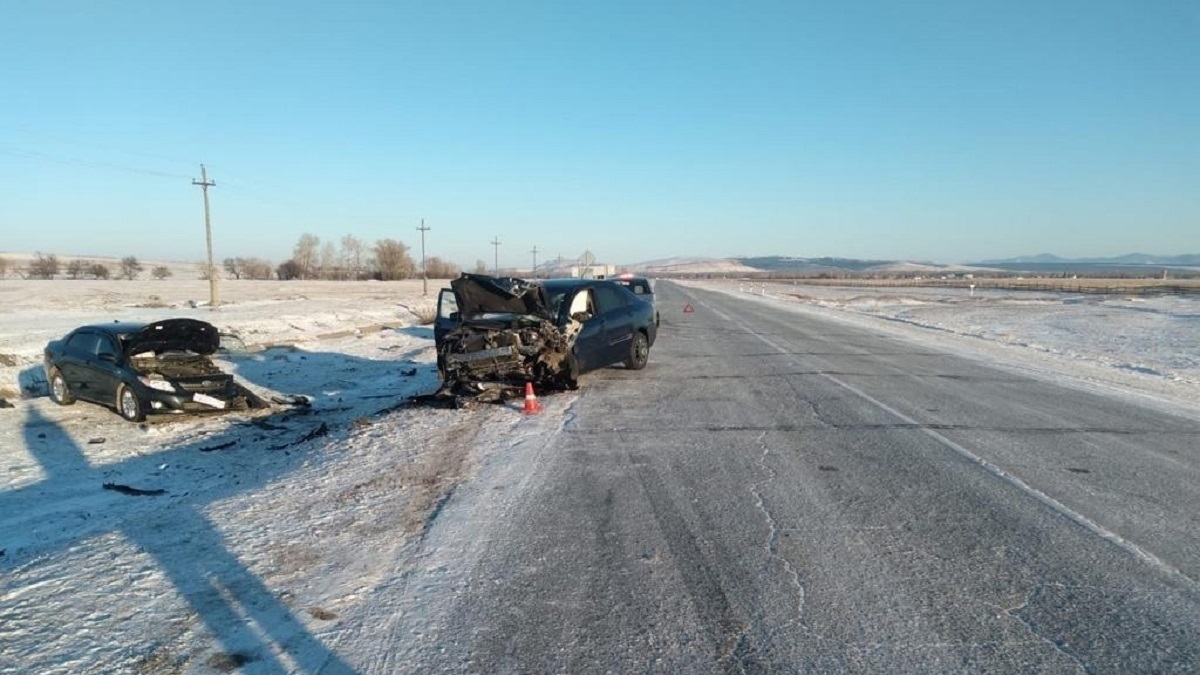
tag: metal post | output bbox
[531,245,538,279]
[417,219,430,296]
[192,165,218,310]
[491,237,501,275]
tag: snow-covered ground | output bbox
[2,277,1198,673]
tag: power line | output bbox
[0,143,194,180]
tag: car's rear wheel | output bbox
[624,332,650,370]
[116,384,145,422]
[48,369,75,405]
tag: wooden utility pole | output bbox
[417,219,430,296]
[530,245,538,279]
[491,237,501,275]
[192,165,218,310]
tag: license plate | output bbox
[193,393,226,409]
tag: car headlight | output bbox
[138,377,176,393]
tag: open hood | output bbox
[451,274,553,321]
[126,318,220,355]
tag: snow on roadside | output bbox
[686,280,1200,420]
[0,279,476,674]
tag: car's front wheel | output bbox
[116,384,145,422]
[48,369,75,405]
[624,332,650,370]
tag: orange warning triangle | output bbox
[683,303,694,313]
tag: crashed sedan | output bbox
[43,318,264,422]
[433,274,657,402]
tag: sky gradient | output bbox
[1,0,1197,268]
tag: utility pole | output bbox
[530,245,538,279]
[416,218,430,296]
[192,164,218,310]
[491,236,501,275]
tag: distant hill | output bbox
[977,253,1200,266]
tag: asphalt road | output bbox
[385,281,1200,674]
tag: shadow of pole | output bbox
[16,406,357,674]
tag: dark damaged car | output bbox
[433,274,657,402]
[43,318,264,422]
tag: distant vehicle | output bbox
[43,319,264,422]
[611,274,659,326]
[434,274,657,399]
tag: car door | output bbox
[58,331,104,402]
[90,333,124,402]
[592,284,635,366]
[565,288,605,372]
[434,288,459,348]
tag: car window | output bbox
[568,289,594,318]
[96,335,118,358]
[437,289,458,319]
[593,285,627,314]
[66,332,102,357]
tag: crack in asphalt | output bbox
[748,431,807,644]
[1003,583,1093,674]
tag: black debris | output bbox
[298,422,329,443]
[87,437,106,445]
[199,440,238,453]
[0,398,13,409]
[400,368,418,377]
[103,482,167,496]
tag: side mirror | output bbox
[448,311,459,322]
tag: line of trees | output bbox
[3,232,465,282]
[275,233,461,281]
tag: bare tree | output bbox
[120,256,143,280]
[474,259,488,275]
[425,256,461,278]
[91,263,111,280]
[340,235,365,280]
[292,233,321,279]
[66,259,87,280]
[29,253,59,279]
[152,265,173,280]
[276,259,302,281]
[244,258,273,280]
[319,241,339,280]
[373,239,416,281]
[223,257,244,280]
[0,256,7,278]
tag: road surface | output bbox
[356,281,1200,674]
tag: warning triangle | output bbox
[683,303,694,313]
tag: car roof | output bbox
[539,277,622,292]
[77,322,147,335]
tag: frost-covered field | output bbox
[2,278,1199,673]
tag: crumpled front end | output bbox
[434,316,581,405]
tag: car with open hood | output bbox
[43,318,264,422]
[434,274,657,401]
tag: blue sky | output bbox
[1,0,1196,267]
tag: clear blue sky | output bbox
[1,0,1196,267]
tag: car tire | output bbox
[624,331,650,370]
[48,369,75,405]
[116,384,145,422]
